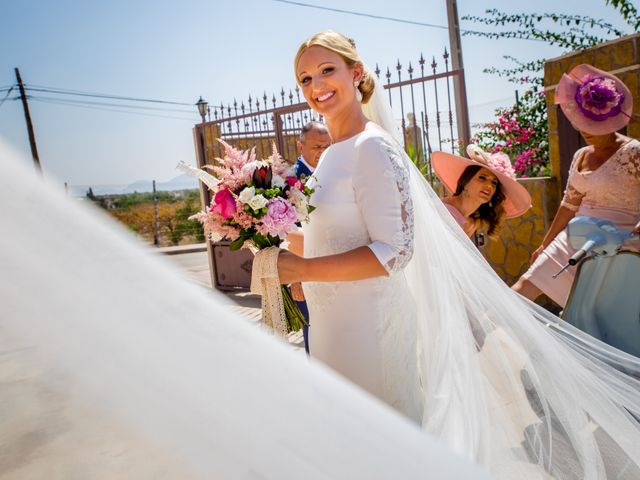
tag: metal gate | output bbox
[193,48,470,290]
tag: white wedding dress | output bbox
[304,123,423,421]
[300,79,640,479]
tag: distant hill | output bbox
[70,174,199,197]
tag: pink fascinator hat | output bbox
[432,145,532,218]
[555,64,633,136]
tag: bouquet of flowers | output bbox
[177,141,315,334]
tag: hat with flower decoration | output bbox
[555,64,633,135]
[432,145,532,218]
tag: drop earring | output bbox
[354,81,363,102]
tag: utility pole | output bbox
[445,0,471,146]
[15,68,42,174]
[153,180,160,246]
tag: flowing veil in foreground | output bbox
[363,74,640,479]
[0,141,492,479]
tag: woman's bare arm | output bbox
[278,247,387,285]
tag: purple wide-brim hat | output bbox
[555,64,633,136]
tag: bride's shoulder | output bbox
[351,126,409,178]
[354,123,392,146]
[353,124,402,157]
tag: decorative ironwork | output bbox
[194,47,468,192]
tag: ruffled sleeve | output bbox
[352,137,414,275]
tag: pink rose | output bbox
[261,197,298,238]
[286,176,304,191]
[210,189,237,219]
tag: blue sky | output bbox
[0,0,631,187]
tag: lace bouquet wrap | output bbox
[180,141,315,336]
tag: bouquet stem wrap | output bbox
[250,247,289,338]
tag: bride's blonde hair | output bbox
[294,30,376,104]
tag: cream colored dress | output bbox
[302,123,423,421]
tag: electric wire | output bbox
[24,85,195,106]
[30,97,198,121]
[270,0,544,41]
[28,95,199,114]
[0,87,15,109]
[272,0,455,30]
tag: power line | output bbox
[0,87,15,108]
[271,0,475,32]
[24,84,197,107]
[24,83,227,111]
[270,0,544,41]
[28,94,199,114]
[30,97,198,121]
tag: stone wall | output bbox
[480,177,560,286]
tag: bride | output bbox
[276,30,640,479]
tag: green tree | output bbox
[462,0,639,176]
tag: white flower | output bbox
[287,188,309,221]
[248,194,268,211]
[271,175,286,189]
[238,186,256,204]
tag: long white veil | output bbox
[362,73,640,479]
[0,141,492,479]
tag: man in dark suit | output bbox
[292,120,330,178]
[291,121,330,354]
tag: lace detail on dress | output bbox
[612,140,640,180]
[560,140,640,214]
[560,183,584,212]
[377,142,414,275]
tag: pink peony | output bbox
[210,189,237,219]
[261,197,298,238]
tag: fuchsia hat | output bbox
[432,145,532,219]
[555,64,633,136]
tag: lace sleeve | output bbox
[353,137,413,275]
[560,149,586,212]
[622,142,640,180]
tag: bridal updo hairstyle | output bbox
[454,165,507,238]
[294,30,376,104]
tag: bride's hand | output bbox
[278,251,305,285]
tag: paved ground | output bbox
[160,249,304,351]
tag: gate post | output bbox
[193,125,217,290]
